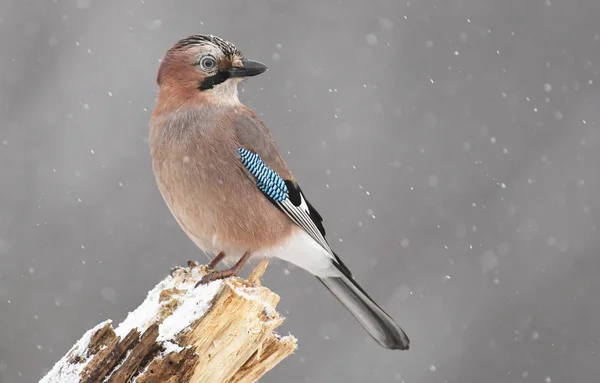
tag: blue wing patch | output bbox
[238,147,289,201]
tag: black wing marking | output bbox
[284,181,325,237]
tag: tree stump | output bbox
[39,260,297,383]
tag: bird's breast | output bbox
[150,111,293,255]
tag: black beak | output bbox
[228,60,268,78]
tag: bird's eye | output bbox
[199,56,217,71]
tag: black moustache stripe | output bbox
[198,71,231,91]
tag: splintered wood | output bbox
[39,260,297,383]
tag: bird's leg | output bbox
[195,251,252,287]
[207,251,226,270]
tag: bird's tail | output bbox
[317,270,410,350]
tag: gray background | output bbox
[1,0,599,382]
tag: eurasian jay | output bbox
[150,34,410,350]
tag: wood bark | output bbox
[40,260,297,383]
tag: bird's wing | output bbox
[232,107,349,269]
[231,110,411,351]
[237,147,332,252]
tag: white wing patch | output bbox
[278,198,334,259]
[297,192,310,215]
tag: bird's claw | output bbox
[194,270,235,288]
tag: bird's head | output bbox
[156,34,268,105]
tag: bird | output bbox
[149,34,410,350]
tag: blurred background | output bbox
[1,0,600,382]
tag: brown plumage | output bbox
[149,34,410,350]
[151,105,294,257]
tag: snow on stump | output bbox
[39,260,297,383]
